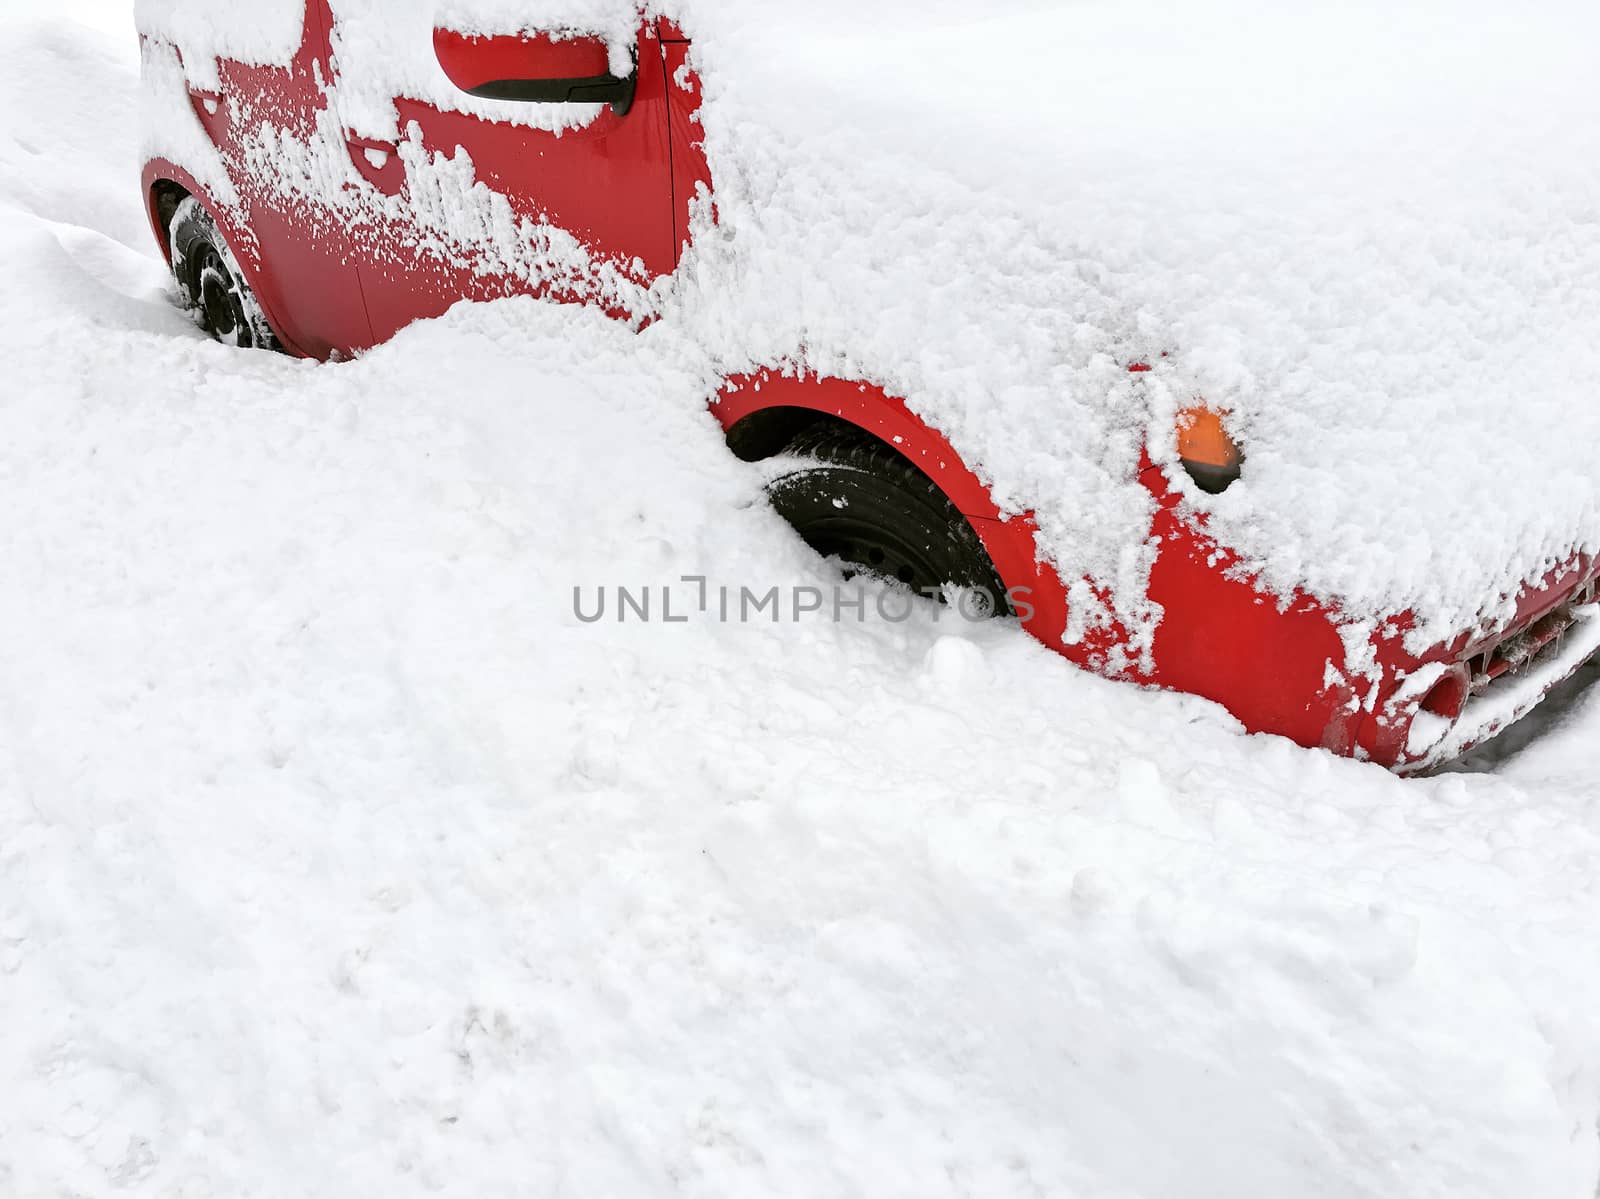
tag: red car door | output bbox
[334,17,680,343]
[193,0,372,357]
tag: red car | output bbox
[137,0,1600,771]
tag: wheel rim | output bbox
[194,246,245,343]
[798,513,947,595]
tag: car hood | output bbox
[663,0,1600,653]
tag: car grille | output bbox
[1463,579,1599,702]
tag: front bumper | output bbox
[1397,602,1600,773]
[1366,564,1600,773]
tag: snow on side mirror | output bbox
[432,28,637,115]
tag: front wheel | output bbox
[765,422,1009,618]
[167,196,277,350]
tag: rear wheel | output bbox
[168,196,277,350]
[765,422,1008,617]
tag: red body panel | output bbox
[140,7,1597,769]
[171,0,372,357]
[1140,470,1363,754]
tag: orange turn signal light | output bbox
[1176,405,1242,494]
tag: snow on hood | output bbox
[138,0,1600,651]
[664,0,1600,651]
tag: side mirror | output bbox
[433,29,637,116]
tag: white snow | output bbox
[8,6,1600,1199]
[132,0,303,90]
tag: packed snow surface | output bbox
[9,7,1600,1199]
[137,0,1600,653]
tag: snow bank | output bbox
[0,19,147,249]
[9,11,1600,1197]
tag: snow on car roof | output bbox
[137,0,1600,656]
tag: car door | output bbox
[194,0,373,357]
[330,13,679,343]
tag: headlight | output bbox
[1176,405,1242,494]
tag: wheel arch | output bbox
[716,372,1002,519]
[147,177,189,264]
[713,371,1073,645]
[141,159,305,356]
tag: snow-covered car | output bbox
[135,0,1600,771]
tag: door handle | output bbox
[466,63,636,117]
[346,135,405,197]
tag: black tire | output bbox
[766,422,1009,617]
[168,196,277,350]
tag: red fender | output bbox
[713,371,1374,757]
[141,159,313,359]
